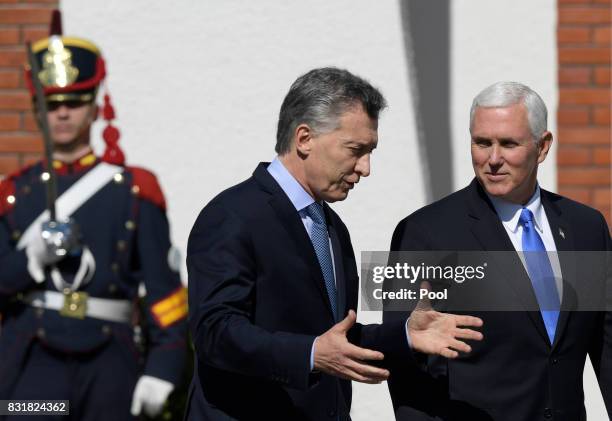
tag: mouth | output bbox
[342,180,356,190]
[54,125,74,133]
[484,172,508,182]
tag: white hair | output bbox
[470,81,548,142]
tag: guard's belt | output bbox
[23,290,132,323]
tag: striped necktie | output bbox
[305,202,337,320]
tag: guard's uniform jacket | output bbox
[0,153,188,399]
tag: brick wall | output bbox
[0,1,56,179]
[557,0,612,228]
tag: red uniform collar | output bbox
[52,152,98,175]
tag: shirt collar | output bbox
[488,185,545,234]
[267,157,315,212]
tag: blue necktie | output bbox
[519,208,560,344]
[306,202,338,320]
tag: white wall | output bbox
[60,2,606,420]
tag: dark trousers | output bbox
[6,339,139,421]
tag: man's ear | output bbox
[537,131,553,164]
[294,124,314,156]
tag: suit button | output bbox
[35,308,44,317]
[327,409,336,417]
[544,408,553,418]
[36,328,45,338]
[102,325,111,335]
[551,358,558,364]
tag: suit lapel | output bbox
[466,180,550,344]
[327,209,346,322]
[540,190,577,350]
[253,163,336,320]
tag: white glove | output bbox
[25,225,61,283]
[130,375,174,418]
[25,219,83,284]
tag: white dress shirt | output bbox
[488,185,563,301]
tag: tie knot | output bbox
[519,208,535,229]
[306,202,326,224]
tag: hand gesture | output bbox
[408,281,484,358]
[314,310,389,384]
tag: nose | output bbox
[48,104,70,120]
[355,153,371,177]
[488,144,503,167]
[53,104,71,119]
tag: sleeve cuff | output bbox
[405,318,413,349]
[310,337,318,371]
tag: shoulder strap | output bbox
[17,163,123,250]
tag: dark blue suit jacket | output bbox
[184,163,410,421]
[385,179,612,421]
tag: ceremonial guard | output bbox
[0,12,187,420]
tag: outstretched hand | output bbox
[314,310,390,384]
[408,281,484,358]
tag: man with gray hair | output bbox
[386,81,611,420]
[184,67,483,420]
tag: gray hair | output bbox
[469,81,548,142]
[275,67,387,155]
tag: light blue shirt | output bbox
[267,157,316,228]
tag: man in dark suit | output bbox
[386,81,611,420]
[185,67,483,420]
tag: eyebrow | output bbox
[471,136,519,143]
[345,141,377,152]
